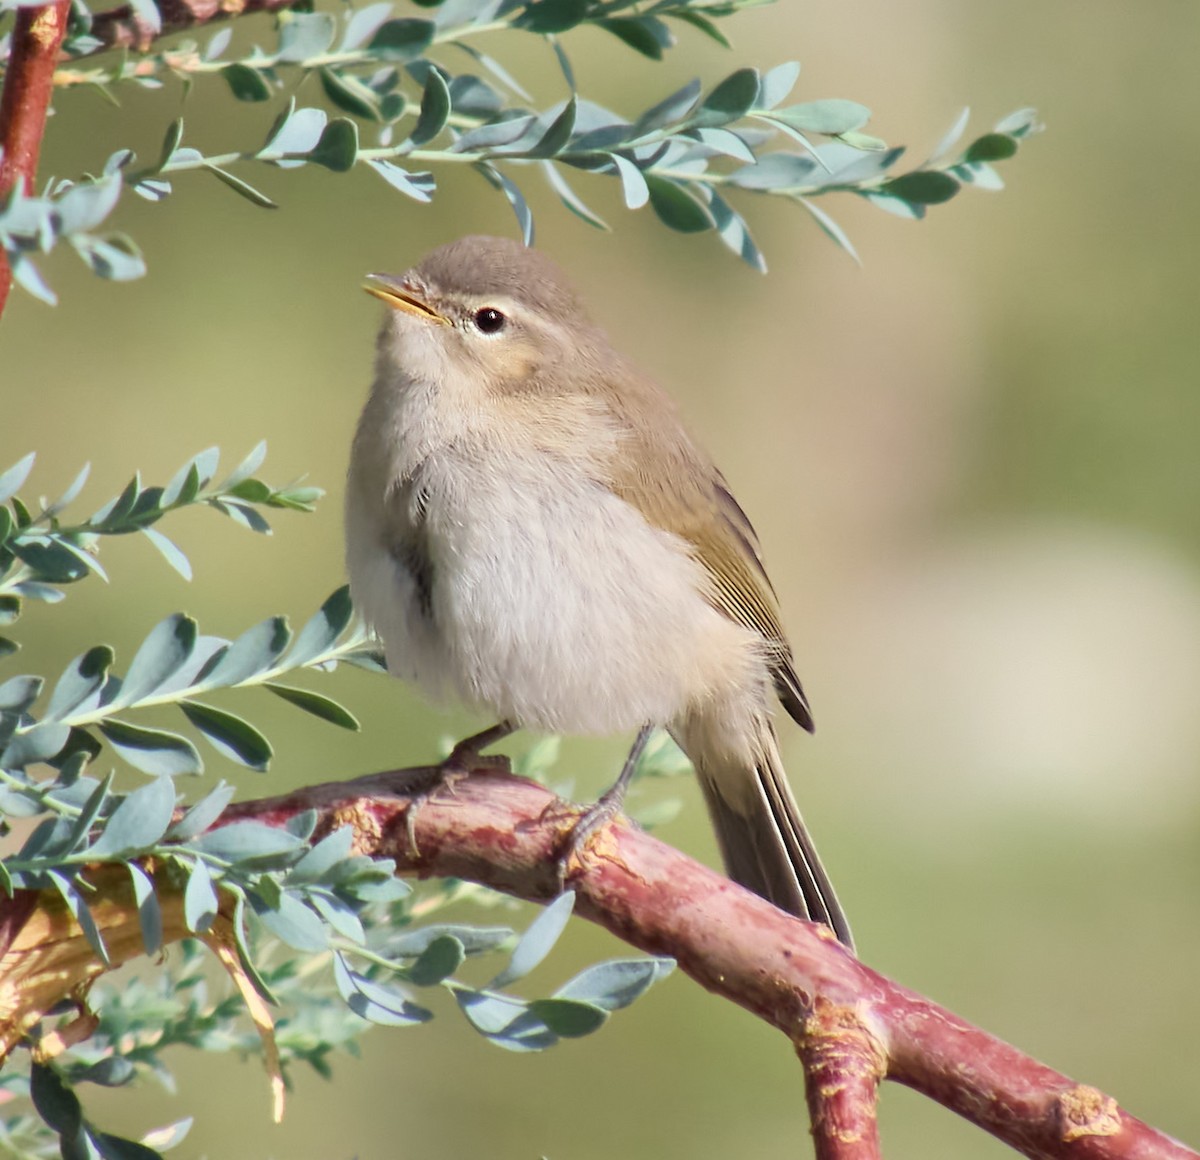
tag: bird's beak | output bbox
[363,273,449,325]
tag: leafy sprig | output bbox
[1,0,1041,300]
[0,443,319,613]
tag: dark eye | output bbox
[473,307,507,334]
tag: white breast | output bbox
[345,318,764,736]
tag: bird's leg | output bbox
[406,720,516,856]
[442,719,516,775]
[557,724,653,883]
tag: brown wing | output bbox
[602,379,814,732]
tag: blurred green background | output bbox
[4,0,1200,1155]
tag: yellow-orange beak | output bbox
[363,274,449,325]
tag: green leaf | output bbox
[308,892,364,942]
[288,824,354,883]
[454,989,554,1050]
[160,454,205,508]
[265,682,359,730]
[634,78,701,134]
[55,175,122,235]
[204,26,232,60]
[771,98,871,136]
[694,67,760,128]
[30,1062,83,1135]
[115,614,197,706]
[366,159,434,202]
[155,118,184,171]
[254,890,328,951]
[554,956,674,1010]
[599,16,672,61]
[218,442,267,491]
[610,154,648,209]
[757,61,800,111]
[334,953,432,1026]
[44,645,114,721]
[516,0,588,34]
[128,862,162,954]
[709,190,766,273]
[181,701,273,770]
[277,11,335,61]
[490,891,574,987]
[98,720,203,776]
[190,820,305,863]
[799,196,860,263]
[86,775,176,859]
[476,162,534,245]
[42,461,91,518]
[524,97,576,159]
[527,996,607,1037]
[645,176,713,233]
[542,162,608,231]
[388,923,511,958]
[91,1129,165,1160]
[367,18,434,61]
[406,934,465,985]
[320,68,381,121]
[140,1120,192,1153]
[2,721,70,767]
[729,151,817,190]
[963,132,1018,163]
[12,537,92,583]
[168,780,234,841]
[10,256,56,305]
[140,526,192,580]
[0,453,35,504]
[182,855,218,932]
[49,871,110,964]
[76,1056,136,1088]
[222,63,272,102]
[452,114,538,154]
[310,118,359,172]
[692,127,755,163]
[880,169,961,204]
[994,106,1039,136]
[927,106,970,164]
[258,104,327,165]
[72,232,146,284]
[203,615,289,686]
[205,165,278,209]
[410,67,451,146]
[340,0,392,49]
[0,673,42,712]
[670,8,730,49]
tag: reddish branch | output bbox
[0,765,1194,1160]
[0,0,72,316]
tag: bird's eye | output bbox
[472,307,507,335]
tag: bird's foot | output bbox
[555,725,652,888]
[405,720,515,855]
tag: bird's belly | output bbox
[363,455,757,735]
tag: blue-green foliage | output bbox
[0,446,674,1158]
[0,0,1041,300]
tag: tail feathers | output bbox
[691,732,854,951]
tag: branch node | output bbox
[1056,1084,1122,1142]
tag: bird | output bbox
[345,234,852,949]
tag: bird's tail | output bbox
[675,716,853,950]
